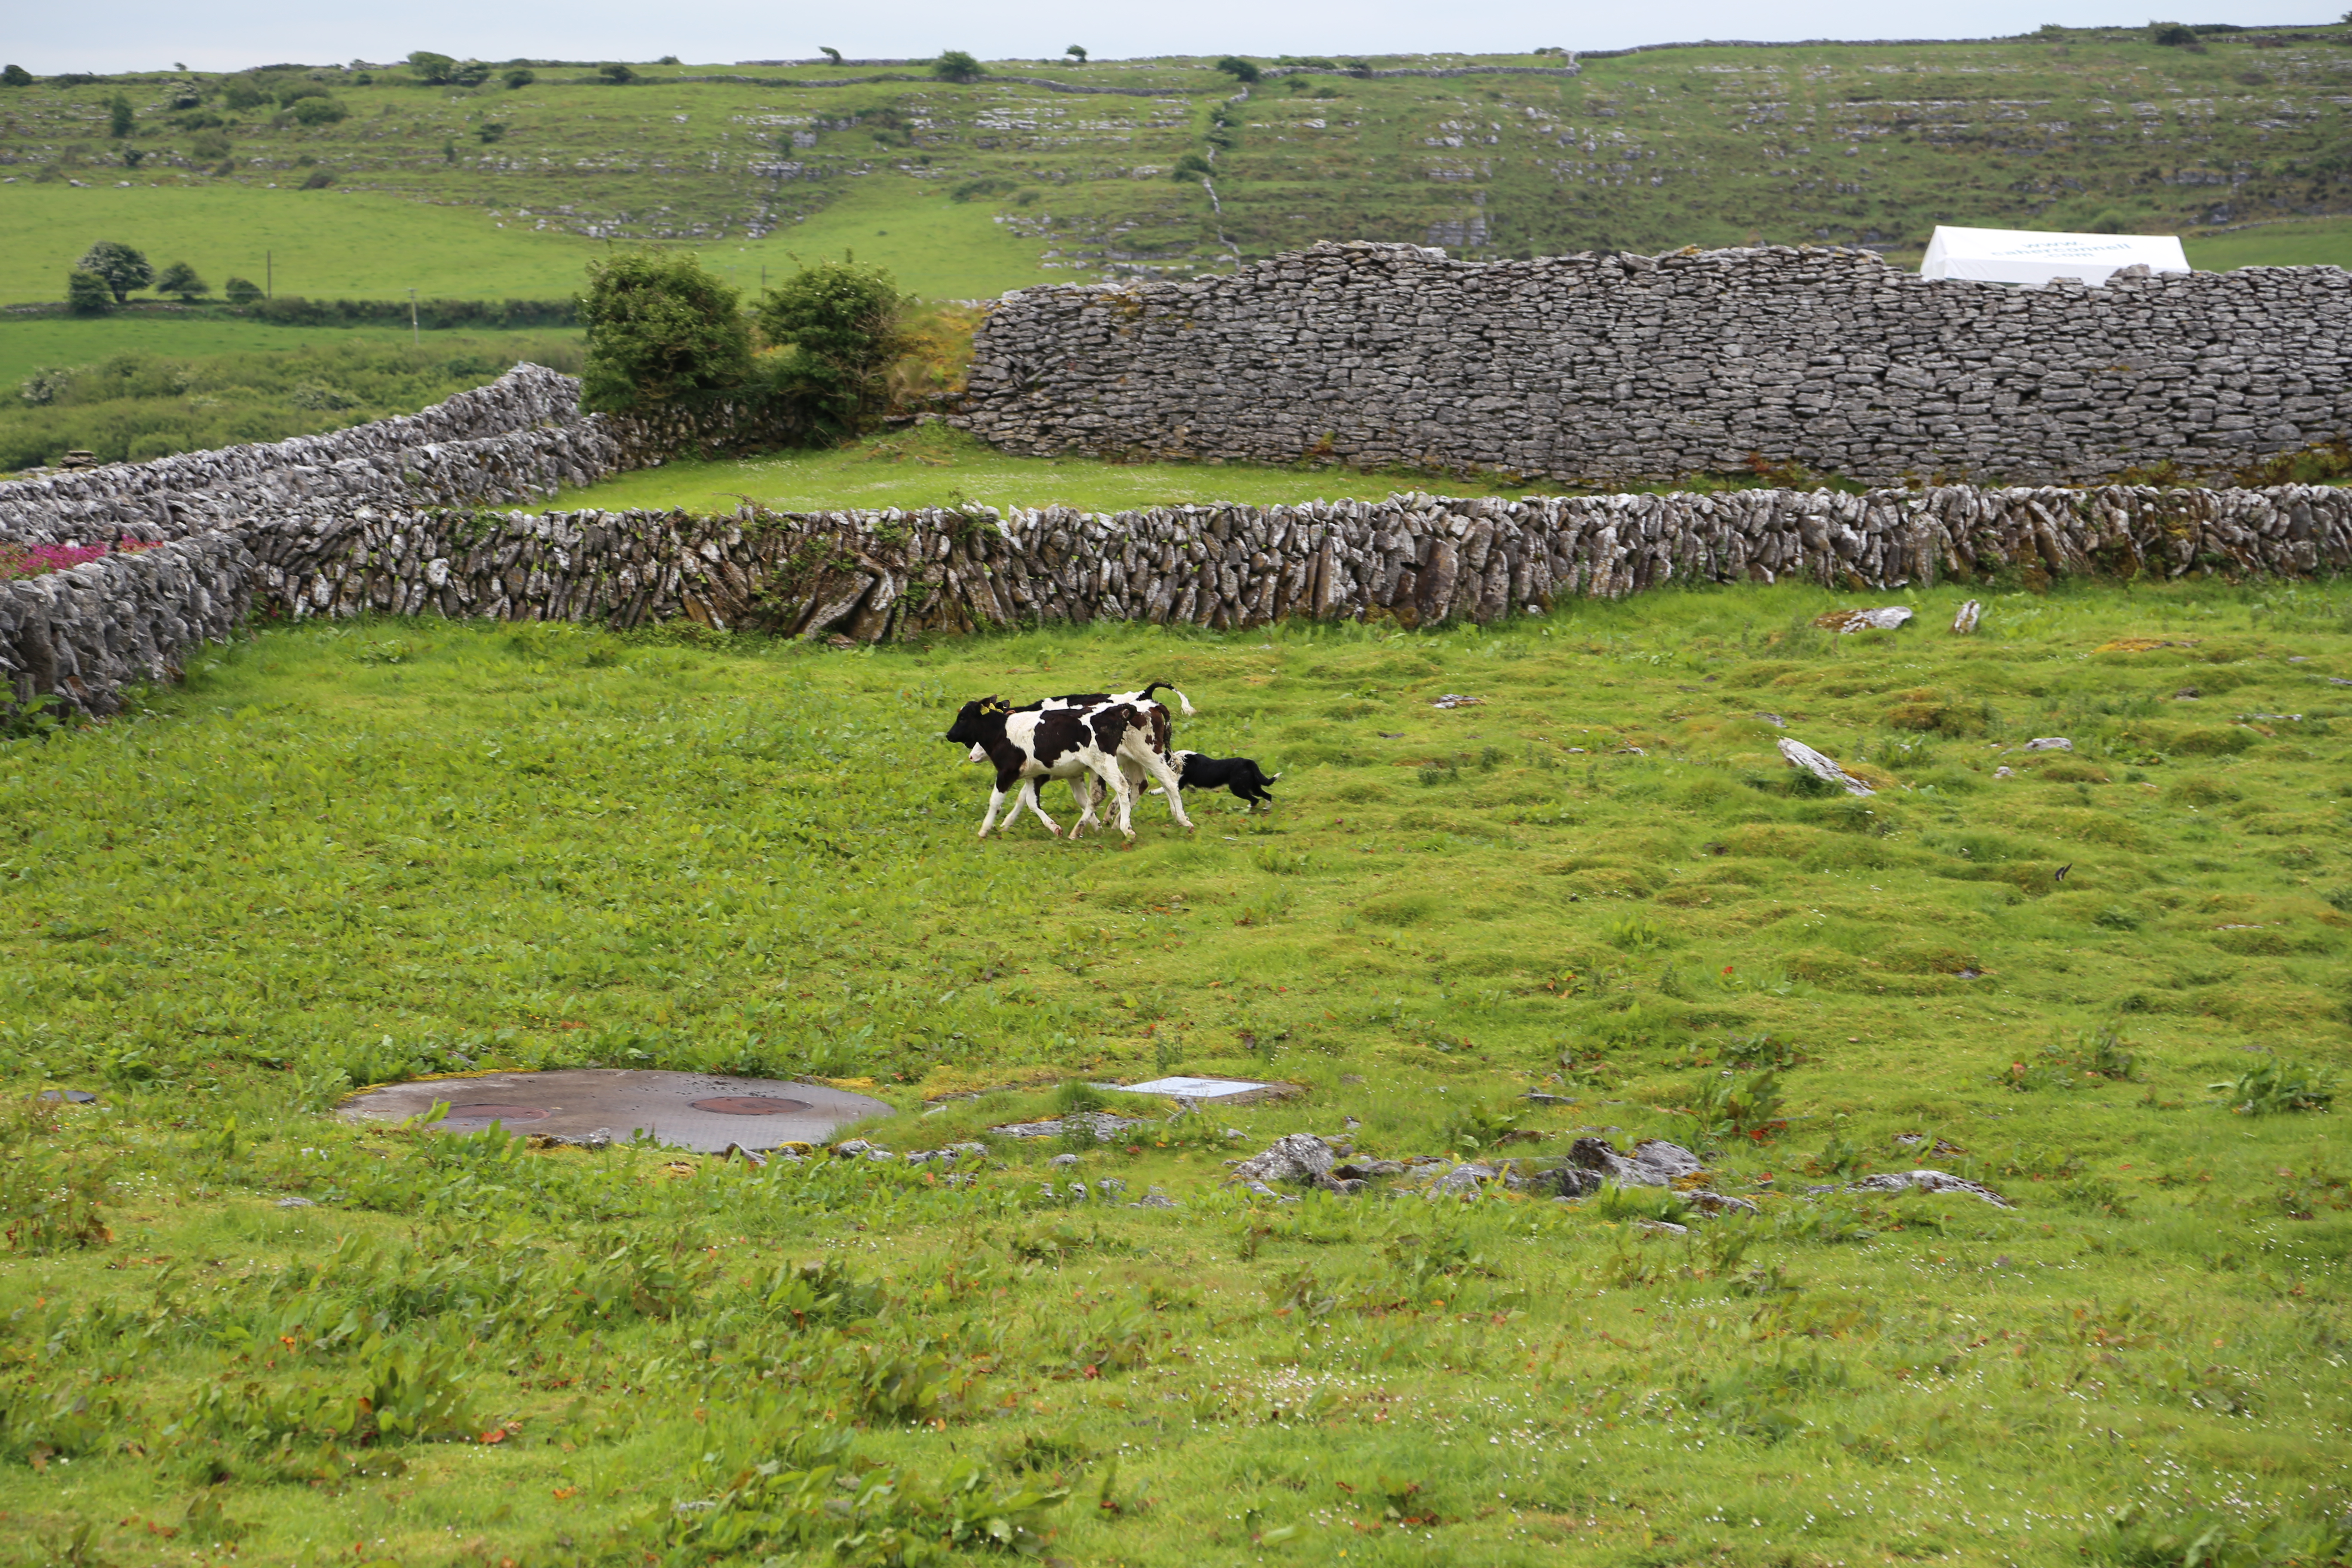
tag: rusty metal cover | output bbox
[338,1070,892,1153]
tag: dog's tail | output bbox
[1137,681,1196,717]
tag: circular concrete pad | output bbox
[339,1069,894,1153]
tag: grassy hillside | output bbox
[4,30,2352,306]
[0,580,2347,1564]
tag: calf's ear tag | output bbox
[982,698,1008,715]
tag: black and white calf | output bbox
[945,696,1195,840]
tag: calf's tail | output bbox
[1137,681,1196,717]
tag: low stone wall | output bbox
[0,364,618,548]
[8,351,2348,721]
[1,534,252,718]
[955,241,2352,489]
[236,482,2352,645]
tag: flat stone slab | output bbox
[1106,1076,1299,1106]
[338,1069,895,1154]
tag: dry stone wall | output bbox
[1,533,251,718]
[237,482,2352,648]
[955,241,2352,488]
[8,351,2350,721]
[0,364,617,548]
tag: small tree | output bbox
[932,50,983,83]
[154,261,209,300]
[1066,45,1087,64]
[222,77,266,110]
[1171,152,1213,181]
[1214,57,1262,83]
[223,276,262,305]
[818,47,842,64]
[751,259,907,435]
[107,93,134,137]
[76,241,153,304]
[2150,21,2196,45]
[597,63,638,85]
[66,269,113,315]
[3,64,34,87]
[502,67,535,88]
[407,51,457,84]
[576,251,752,413]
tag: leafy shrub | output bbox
[299,168,337,188]
[597,62,638,84]
[750,259,909,437]
[1215,56,1263,82]
[291,97,347,126]
[1679,1068,1785,1142]
[932,50,984,83]
[2216,1058,2336,1115]
[222,276,262,305]
[502,67,535,88]
[577,250,750,413]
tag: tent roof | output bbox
[1920,226,2190,288]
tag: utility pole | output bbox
[408,287,420,348]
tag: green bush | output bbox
[576,250,751,413]
[64,268,113,316]
[1,64,33,88]
[502,67,535,88]
[223,276,263,305]
[1216,57,1263,82]
[221,77,266,110]
[597,62,638,85]
[291,96,348,126]
[107,92,133,137]
[405,51,458,85]
[750,258,908,437]
[933,50,984,83]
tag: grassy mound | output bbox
[1,578,2347,1564]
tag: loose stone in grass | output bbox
[1779,737,1875,796]
[1814,606,1915,633]
[1109,1075,1296,1106]
[2025,737,2074,752]
[1953,600,1983,634]
[1847,1169,2013,1207]
[1226,1132,1338,1185]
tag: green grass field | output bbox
[0,184,612,306]
[3,578,2347,1565]
[0,317,580,400]
[545,424,1548,516]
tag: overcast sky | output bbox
[4,0,2336,75]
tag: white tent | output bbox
[1920,226,2191,288]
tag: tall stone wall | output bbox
[954,241,2352,488]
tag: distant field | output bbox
[7,35,2352,295]
[2185,217,2352,271]
[0,184,605,306]
[0,315,579,389]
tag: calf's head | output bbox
[944,698,1012,748]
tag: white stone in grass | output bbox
[1778,737,1874,796]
